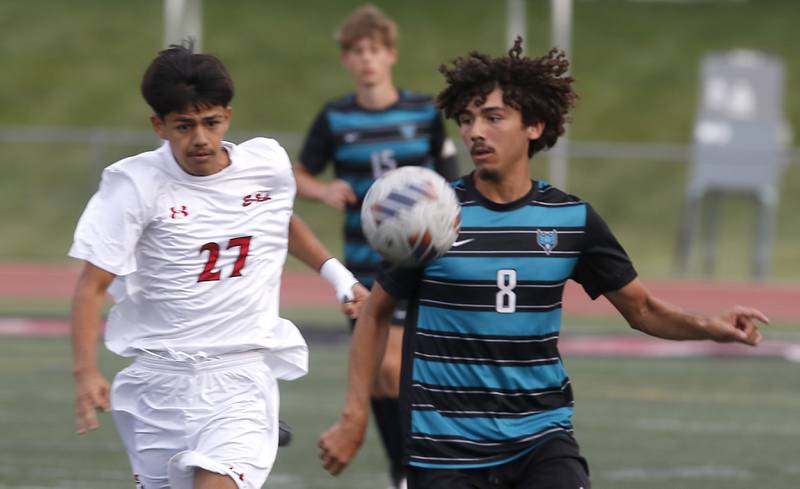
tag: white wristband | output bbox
[320,258,359,303]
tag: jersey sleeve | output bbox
[430,114,460,181]
[68,168,146,276]
[571,204,638,299]
[274,140,297,208]
[298,108,335,175]
[249,137,297,204]
[377,262,423,299]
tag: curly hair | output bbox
[436,37,577,158]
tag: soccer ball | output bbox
[362,166,461,266]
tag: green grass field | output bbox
[1,3,798,486]
[0,336,797,489]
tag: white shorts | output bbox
[110,351,279,489]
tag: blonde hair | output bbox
[335,4,397,51]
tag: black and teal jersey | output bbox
[378,173,637,469]
[299,91,458,287]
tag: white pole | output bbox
[164,0,203,51]
[505,0,527,51]
[548,0,572,190]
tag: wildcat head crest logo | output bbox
[536,229,558,255]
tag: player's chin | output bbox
[476,166,501,182]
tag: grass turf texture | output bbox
[0,337,797,489]
[1,1,799,279]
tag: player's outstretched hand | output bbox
[322,180,357,210]
[705,306,769,346]
[74,368,111,434]
[341,283,369,320]
[319,415,366,476]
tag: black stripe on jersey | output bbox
[457,200,586,208]
[410,379,573,418]
[413,329,560,366]
[407,426,573,463]
[345,262,379,278]
[449,228,584,256]
[413,351,561,368]
[328,92,435,111]
[395,92,439,107]
[418,300,562,313]
[336,155,432,175]
[332,124,435,145]
[419,278,565,310]
[344,226,367,241]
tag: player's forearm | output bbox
[288,215,332,271]
[605,278,711,341]
[294,165,329,202]
[70,263,115,375]
[288,215,358,302]
[341,305,392,424]
[70,286,106,375]
[622,294,710,341]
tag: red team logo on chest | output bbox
[242,190,271,207]
[169,205,189,219]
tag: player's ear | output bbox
[526,121,545,141]
[151,114,167,139]
[218,106,233,134]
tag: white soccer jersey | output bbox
[69,138,307,379]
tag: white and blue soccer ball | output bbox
[362,166,461,266]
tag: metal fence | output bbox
[2,124,797,277]
[3,125,798,170]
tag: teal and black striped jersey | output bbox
[299,91,458,287]
[378,174,637,469]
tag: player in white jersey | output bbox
[69,43,366,489]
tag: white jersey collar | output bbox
[159,140,237,182]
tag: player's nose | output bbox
[192,126,210,146]
[468,117,486,142]
[466,121,486,141]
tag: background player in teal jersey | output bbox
[318,38,769,489]
[295,5,458,488]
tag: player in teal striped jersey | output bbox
[295,6,458,488]
[319,38,769,489]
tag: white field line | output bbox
[0,467,383,489]
[600,465,754,481]
[634,417,800,436]
[3,318,800,361]
[0,486,70,489]
[0,466,127,480]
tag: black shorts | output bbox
[407,435,590,489]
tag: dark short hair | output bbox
[436,37,577,158]
[141,41,234,118]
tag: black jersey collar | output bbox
[464,171,538,212]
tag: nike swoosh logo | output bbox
[451,238,475,248]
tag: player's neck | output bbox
[355,81,399,110]
[473,164,532,204]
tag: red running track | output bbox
[2,261,798,322]
[3,262,798,358]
